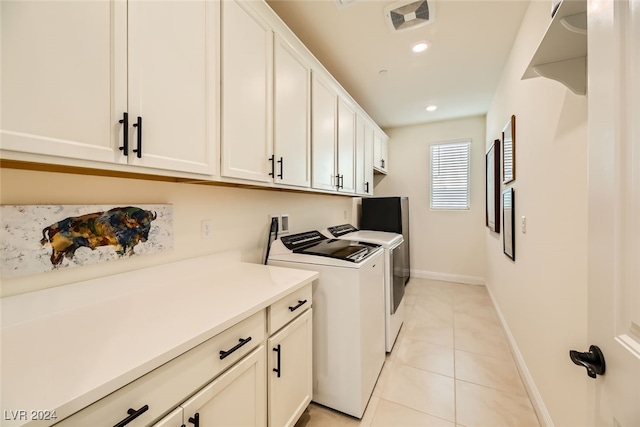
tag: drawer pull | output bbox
[188,412,199,427]
[273,344,281,378]
[113,404,149,427]
[219,337,252,360]
[288,299,308,312]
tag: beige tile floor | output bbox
[295,278,541,427]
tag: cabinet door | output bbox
[355,117,374,196]
[273,36,311,188]
[311,76,337,191]
[373,132,388,174]
[337,99,356,193]
[1,0,125,163]
[221,0,273,183]
[268,310,312,427]
[127,0,217,175]
[182,346,267,427]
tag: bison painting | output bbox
[39,206,157,266]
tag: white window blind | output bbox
[430,140,470,209]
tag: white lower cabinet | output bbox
[268,310,313,427]
[51,284,314,427]
[181,346,267,427]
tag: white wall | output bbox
[0,168,353,297]
[485,1,588,426]
[374,115,486,284]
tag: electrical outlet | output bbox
[201,219,213,239]
[521,216,526,234]
[280,214,290,234]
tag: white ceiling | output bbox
[266,0,531,129]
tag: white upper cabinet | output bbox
[337,98,356,193]
[126,0,218,175]
[273,35,312,188]
[1,1,118,163]
[1,0,218,176]
[221,0,273,183]
[311,75,338,191]
[373,131,388,174]
[356,116,374,196]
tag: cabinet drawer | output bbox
[54,310,265,427]
[268,284,312,334]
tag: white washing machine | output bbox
[324,224,404,352]
[267,230,385,419]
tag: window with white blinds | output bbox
[430,140,471,210]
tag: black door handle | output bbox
[570,345,605,378]
[273,344,281,378]
[277,157,283,179]
[132,116,142,158]
[269,155,275,177]
[118,112,129,156]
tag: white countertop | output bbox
[0,252,319,427]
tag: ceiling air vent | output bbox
[384,0,434,32]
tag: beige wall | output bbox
[485,1,588,426]
[375,115,486,284]
[0,168,353,297]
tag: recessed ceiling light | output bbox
[426,105,438,112]
[412,41,431,54]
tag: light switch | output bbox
[521,216,526,233]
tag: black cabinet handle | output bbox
[273,344,281,378]
[219,337,252,360]
[118,112,129,156]
[132,116,142,158]
[277,157,283,179]
[113,404,149,427]
[188,412,199,427]
[288,299,307,312]
[365,182,370,193]
[269,155,275,177]
[340,174,344,189]
[381,159,385,168]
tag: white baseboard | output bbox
[410,269,485,286]
[485,286,554,427]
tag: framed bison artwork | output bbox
[0,204,173,279]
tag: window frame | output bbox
[429,139,471,210]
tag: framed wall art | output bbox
[503,188,515,260]
[485,139,501,232]
[0,204,173,279]
[502,115,516,184]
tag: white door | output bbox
[0,0,124,163]
[273,35,311,188]
[127,0,217,175]
[355,116,374,196]
[268,310,312,427]
[311,75,338,191]
[586,0,640,425]
[337,98,356,193]
[181,346,267,427]
[221,0,273,183]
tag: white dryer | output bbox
[324,224,404,352]
[267,230,385,419]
